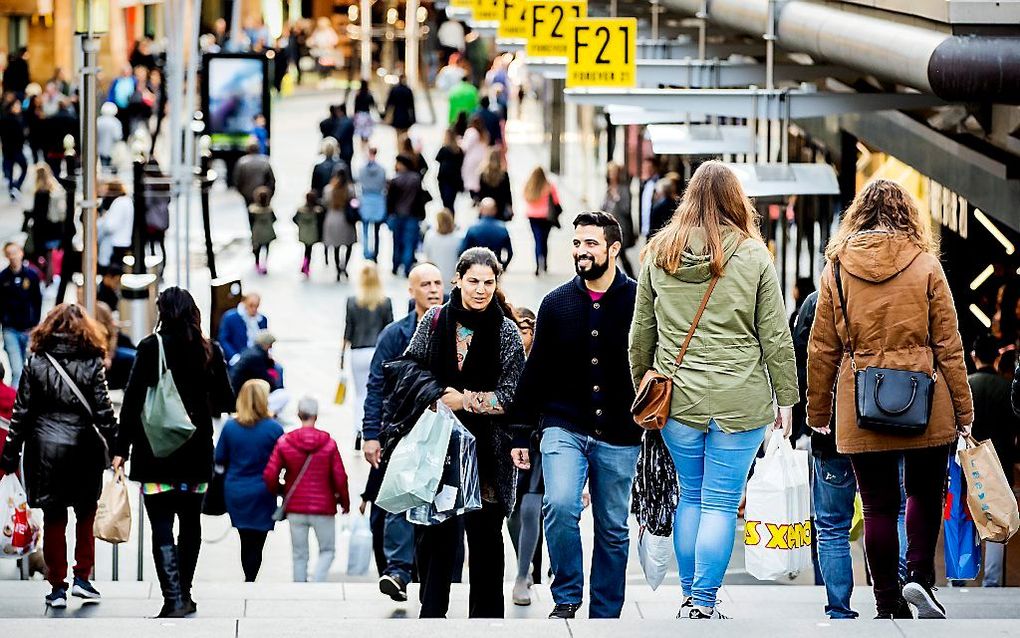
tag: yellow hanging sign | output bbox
[450,0,473,7]
[566,17,637,88]
[525,0,587,58]
[498,0,530,39]
[473,0,503,21]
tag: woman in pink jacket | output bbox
[263,396,350,582]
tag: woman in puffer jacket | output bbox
[263,395,349,582]
[0,303,116,609]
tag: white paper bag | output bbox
[743,433,812,580]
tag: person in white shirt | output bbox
[97,181,134,268]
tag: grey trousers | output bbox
[289,513,336,582]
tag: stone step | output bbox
[0,582,1017,620]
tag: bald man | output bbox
[360,263,444,602]
[218,292,268,366]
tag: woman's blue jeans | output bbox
[661,418,766,608]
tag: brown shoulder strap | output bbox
[675,276,719,366]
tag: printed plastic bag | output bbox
[0,474,41,558]
[944,442,981,580]
[744,433,812,580]
[959,435,1020,543]
[346,514,373,576]
[406,416,481,525]
[637,527,674,590]
[376,403,455,514]
[631,430,679,537]
[94,468,132,544]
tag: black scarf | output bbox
[430,287,504,393]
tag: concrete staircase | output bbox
[0,581,1018,636]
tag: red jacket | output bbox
[263,426,350,516]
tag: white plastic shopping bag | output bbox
[637,526,674,590]
[0,474,41,558]
[376,403,455,514]
[346,514,373,576]
[743,432,812,580]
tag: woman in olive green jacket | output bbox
[629,161,798,620]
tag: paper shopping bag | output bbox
[94,468,132,544]
[959,435,1020,543]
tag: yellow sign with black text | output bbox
[450,0,473,8]
[498,0,530,38]
[472,0,503,21]
[525,0,587,58]
[566,17,636,88]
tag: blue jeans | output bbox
[541,426,639,618]
[383,510,414,582]
[812,455,860,619]
[3,327,29,387]
[661,418,766,608]
[361,221,383,260]
[388,216,419,276]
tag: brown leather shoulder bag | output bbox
[630,274,720,430]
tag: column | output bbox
[404,0,419,86]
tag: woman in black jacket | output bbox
[113,287,234,618]
[476,148,513,220]
[401,247,526,618]
[0,303,116,609]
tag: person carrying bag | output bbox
[806,179,974,620]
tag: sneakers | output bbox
[687,606,729,619]
[676,596,694,618]
[903,574,946,619]
[379,574,408,602]
[512,576,533,606]
[549,603,581,619]
[45,587,67,608]
[71,577,101,602]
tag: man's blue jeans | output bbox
[661,418,766,609]
[388,216,419,276]
[3,327,29,387]
[812,455,860,619]
[383,510,414,582]
[541,426,639,618]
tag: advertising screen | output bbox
[204,55,269,151]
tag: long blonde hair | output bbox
[824,179,938,261]
[642,161,762,276]
[479,148,504,188]
[236,379,271,426]
[355,261,386,310]
[523,167,549,203]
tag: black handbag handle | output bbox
[873,373,918,416]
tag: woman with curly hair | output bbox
[807,179,974,619]
[0,303,116,609]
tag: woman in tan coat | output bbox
[807,179,973,620]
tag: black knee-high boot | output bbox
[153,545,188,618]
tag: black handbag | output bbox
[833,262,935,435]
[202,470,227,516]
[546,192,563,228]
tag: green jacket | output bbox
[629,228,798,432]
[448,81,480,124]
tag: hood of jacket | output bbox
[287,426,332,454]
[671,227,744,283]
[837,231,922,283]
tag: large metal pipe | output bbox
[663,0,1020,103]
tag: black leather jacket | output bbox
[0,342,116,509]
[379,357,445,461]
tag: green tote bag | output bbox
[141,334,196,458]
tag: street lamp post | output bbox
[75,0,109,315]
